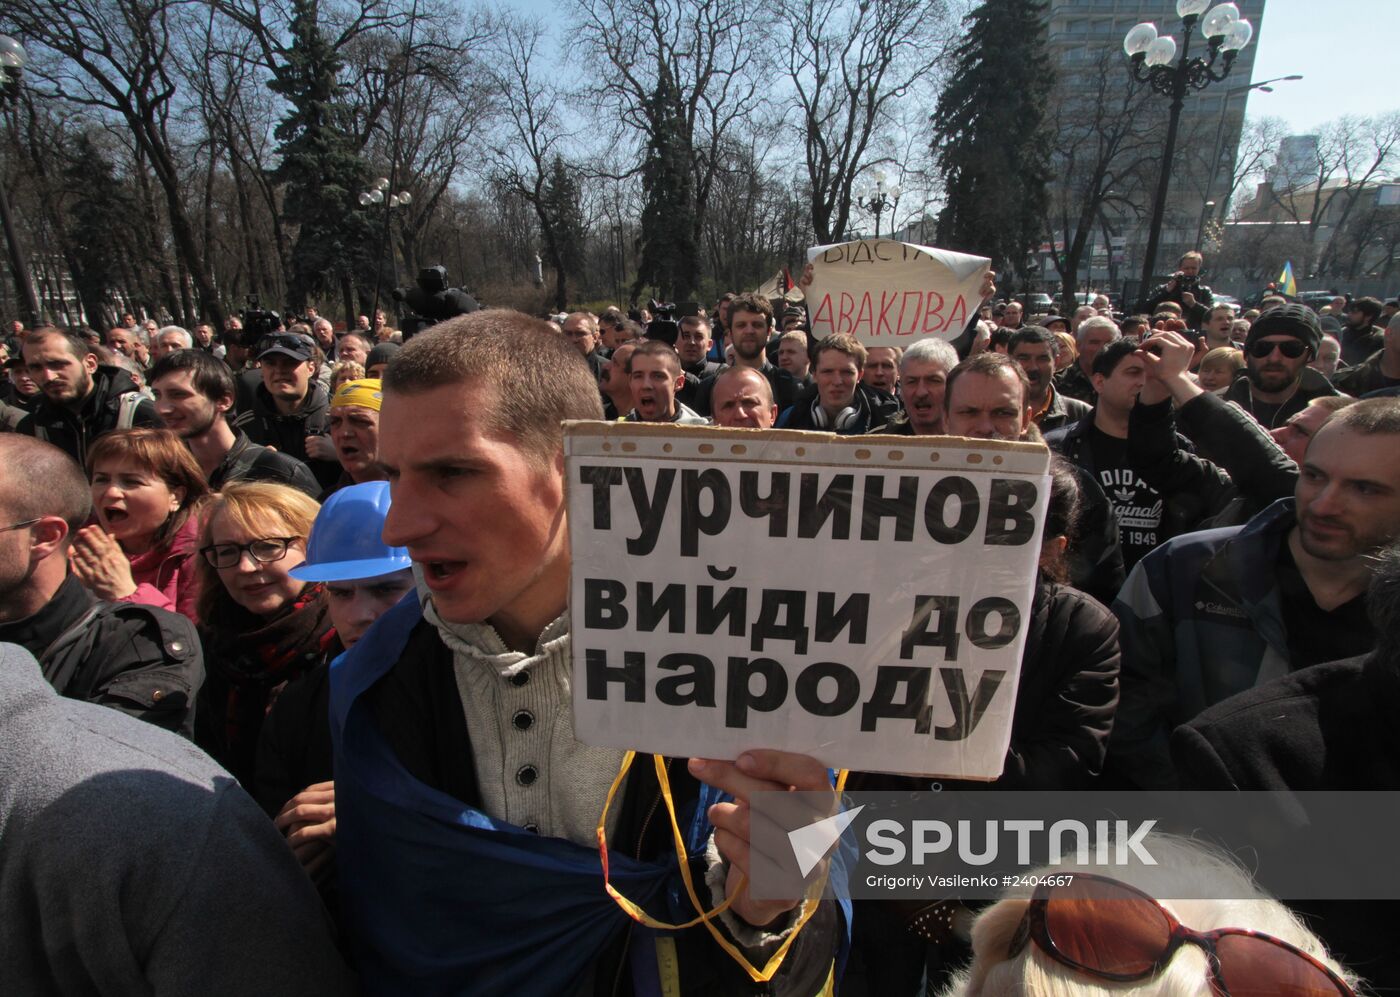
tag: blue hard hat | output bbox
[290,481,413,583]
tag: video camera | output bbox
[393,265,480,340]
[644,298,679,346]
[240,295,283,348]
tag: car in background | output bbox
[1214,294,1241,313]
[1297,290,1340,309]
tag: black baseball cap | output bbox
[257,333,316,362]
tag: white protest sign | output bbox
[802,240,990,346]
[565,422,1050,779]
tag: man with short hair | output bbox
[860,346,901,396]
[1055,315,1120,405]
[334,310,841,993]
[0,435,203,736]
[310,317,336,356]
[336,330,373,369]
[1111,396,1400,788]
[1339,296,1385,367]
[944,352,1126,604]
[1270,396,1356,465]
[1201,304,1236,350]
[998,300,1024,330]
[710,365,777,429]
[675,314,722,414]
[148,350,319,496]
[711,292,801,412]
[872,337,958,436]
[625,341,707,424]
[563,311,608,380]
[1312,335,1342,378]
[1069,305,1097,334]
[775,330,811,382]
[1334,311,1400,396]
[150,325,193,363]
[1223,303,1340,430]
[1119,315,1149,343]
[231,332,339,488]
[106,325,143,362]
[779,334,896,434]
[192,323,224,358]
[1047,339,1181,571]
[1011,326,1091,432]
[598,340,636,420]
[17,329,159,465]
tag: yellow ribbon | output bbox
[596,751,849,984]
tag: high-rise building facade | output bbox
[1045,0,1266,295]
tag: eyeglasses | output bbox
[1010,873,1352,997]
[1248,339,1309,360]
[0,517,40,534]
[200,536,301,569]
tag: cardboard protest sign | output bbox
[802,240,990,346]
[565,422,1050,779]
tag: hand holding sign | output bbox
[689,750,835,927]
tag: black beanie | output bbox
[1245,303,1322,357]
[365,342,401,368]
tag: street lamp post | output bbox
[0,35,41,328]
[858,170,901,240]
[358,177,411,326]
[1124,1,1254,295]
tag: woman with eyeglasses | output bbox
[71,428,209,621]
[192,481,332,785]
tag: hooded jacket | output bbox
[231,381,339,488]
[17,366,159,465]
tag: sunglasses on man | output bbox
[1247,339,1309,360]
[1010,873,1353,996]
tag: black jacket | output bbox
[1127,393,1297,529]
[363,618,843,997]
[1172,655,1400,989]
[778,382,899,435]
[1135,278,1214,327]
[1222,365,1340,429]
[16,366,159,465]
[677,358,724,416]
[231,382,340,488]
[1332,349,1399,397]
[208,429,322,498]
[1053,361,1097,405]
[0,575,203,737]
[695,362,804,416]
[1339,324,1385,368]
[1035,387,1092,433]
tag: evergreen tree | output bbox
[64,135,138,327]
[633,66,699,302]
[269,0,372,312]
[537,156,585,310]
[930,0,1052,277]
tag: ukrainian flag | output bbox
[1277,261,1297,298]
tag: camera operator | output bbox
[1135,250,1214,329]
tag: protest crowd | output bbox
[2,244,1399,996]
